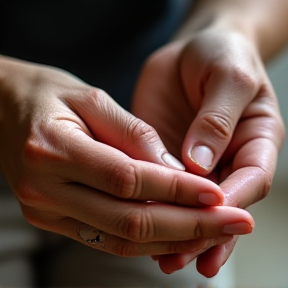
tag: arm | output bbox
[176,0,288,61]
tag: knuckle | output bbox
[16,185,34,206]
[83,87,108,107]
[75,87,111,115]
[258,167,273,200]
[228,65,258,92]
[270,113,286,149]
[23,136,45,168]
[122,208,152,243]
[108,162,141,199]
[253,87,286,149]
[126,118,159,144]
[15,179,44,207]
[215,62,258,93]
[200,111,232,141]
[264,116,285,149]
[167,176,184,204]
[23,126,66,169]
[192,215,203,239]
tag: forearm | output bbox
[175,0,288,61]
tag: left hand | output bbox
[132,29,285,276]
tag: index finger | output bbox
[54,127,225,207]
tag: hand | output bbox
[132,29,284,275]
[0,56,254,257]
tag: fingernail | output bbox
[199,193,221,205]
[162,153,185,170]
[223,222,253,235]
[190,145,214,170]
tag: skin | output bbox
[132,0,288,277]
[0,56,253,259]
[0,0,287,281]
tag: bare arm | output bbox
[176,0,288,61]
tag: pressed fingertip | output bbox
[199,192,223,206]
[223,222,254,235]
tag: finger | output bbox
[21,205,233,257]
[194,134,278,276]
[157,236,233,274]
[180,53,261,175]
[50,185,254,242]
[194,139,277,276]
[193,128,279,277]
[66,87,185,170]
[196,236,239,278]
[195,96,284,272]
[220,117,281,208]
[37,124,224,206]
[194,116,281,276]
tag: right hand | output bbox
[0,56,254,257]
[132,31,284,273]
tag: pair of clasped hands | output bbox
[0,30,284,277]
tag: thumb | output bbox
[181,69,258,175]
[69,87,185,170]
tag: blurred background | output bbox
[231,44,288,287]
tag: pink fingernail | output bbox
[223,222,253,235]
[190,145,214,169]
[199,193,221,205]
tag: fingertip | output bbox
[162,152,186,171]
[158,253,197,275]
[190,145,214,170]
[223,222,254,235]
[182,143,215,176]
[197,264,220,279]
[240,209,255,230]
[199,192,224,206]
[198,180,224,206]
[197,237,237,277]
[196,246,223,278]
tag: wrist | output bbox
[175,0,288,61]
[174,11,259,55]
